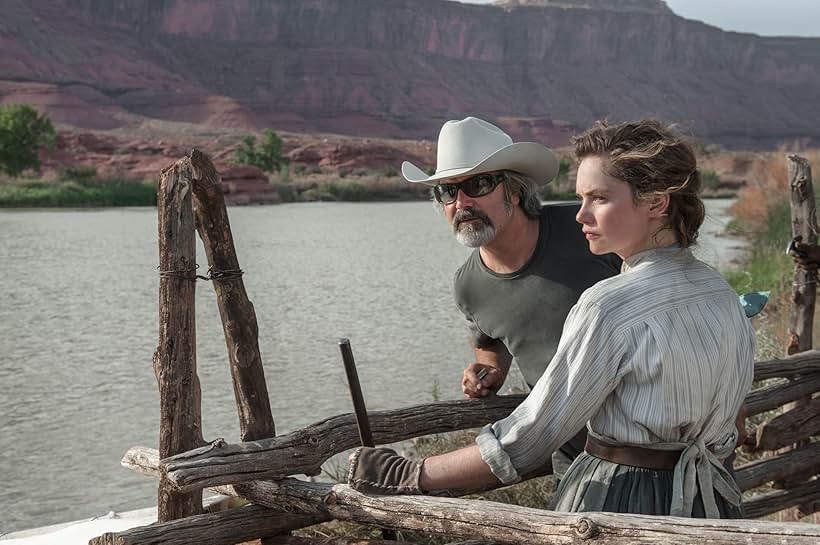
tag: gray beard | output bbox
[455,222,496,247]
[452,203,511,248]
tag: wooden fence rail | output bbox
[113,448,820,545]
[156,351,820,494]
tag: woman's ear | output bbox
[647,193,670,218]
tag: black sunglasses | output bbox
[433,172,506,204]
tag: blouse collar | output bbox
[621,244,691,273]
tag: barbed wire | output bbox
[157,264,243,282]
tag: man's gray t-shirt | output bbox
[454,203,621,387]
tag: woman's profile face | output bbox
[575,155,655,260]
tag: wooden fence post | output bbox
[782,154,818,520]
[787,154,817,355]
[154,159,205,521]
[187,149,275,442]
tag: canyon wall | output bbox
[2,0,818,147]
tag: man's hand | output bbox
[347,447,423,495]
[462,363,503,398]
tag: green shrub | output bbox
[724,199,791,295]
[234,129,289,173]
[701,169,720,191]
[0,104,56,177]
[57,164,99,185]
[326,180,370,201]
[556,158,571,182]
[271,182,299,203]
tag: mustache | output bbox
[453,207,493,229]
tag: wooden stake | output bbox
[154,158,205,521]
[187,149,275,442]
[787,154,817,355]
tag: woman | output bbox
[348,119,755,518]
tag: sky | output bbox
[457,0,820,37]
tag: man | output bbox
[401,116,621,478]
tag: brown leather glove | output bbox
[347,447,423,495]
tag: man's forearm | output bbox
[474,344,513,385]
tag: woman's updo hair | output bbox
[571,119,705,248]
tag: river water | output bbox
[0,199,743,533]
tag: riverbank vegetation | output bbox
[0,167,156,207]
[724,151,819,356]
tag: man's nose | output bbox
[454,186,475,208]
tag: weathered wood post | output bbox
[187,149,275,441]
[787,154,817,355]
[782,154,817,520]
[154,158,205,521]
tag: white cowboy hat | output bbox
[402,116,559,185]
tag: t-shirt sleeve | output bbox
[454,264,500,348]
[465,314,498,348]
[475,295,627,483]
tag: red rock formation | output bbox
[2,0,819,148]
[219,165,280,205]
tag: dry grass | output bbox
[731,148,820,232]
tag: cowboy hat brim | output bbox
[402,142,559,186]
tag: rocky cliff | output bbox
[2,0,819,147]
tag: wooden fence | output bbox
[91,151,820,545]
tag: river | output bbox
[0,199,744,533]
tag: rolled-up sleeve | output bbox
[476,297,627,484]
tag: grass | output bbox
[292,176,429,202]
[724,199,794,351]
[0,178,156,207]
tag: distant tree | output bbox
[234,129,289,173]
[556,158,571,182]
[0,104,56,177]
[702,169,720,191]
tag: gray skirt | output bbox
[552,452,745,518]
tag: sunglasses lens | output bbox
[434,173,503,203]
[465,174,498,198]
[434,184,459,204]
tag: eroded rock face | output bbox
[40,131,282,205]
[496,0,672,14]
[35,128,435,204]
[2,0,820,148]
